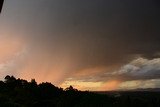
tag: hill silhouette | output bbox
[0,75,159,107]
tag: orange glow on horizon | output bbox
[60,80,103,91]
[100,80,121,91]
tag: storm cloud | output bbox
[0,0,160,90]
[115,58,160,80]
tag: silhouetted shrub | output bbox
[0,75,159,107]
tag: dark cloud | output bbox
[116,58,160,81]
[75,57,160,82]
[0,0,160,87]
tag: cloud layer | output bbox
[0,0,160,90]
[115,58,160,81]
[65,57,160,90]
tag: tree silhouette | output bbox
[4,75,16,83]
[0,75,159,107]
[65,85,78,91]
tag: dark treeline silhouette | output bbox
[0,75,160,107]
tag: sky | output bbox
[0,0,160,91]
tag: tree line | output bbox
[0,75,159,107]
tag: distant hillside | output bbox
[130,88,160,92]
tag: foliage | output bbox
[0,75,159,107]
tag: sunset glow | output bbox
[100,80,122,91]
[0,0,160,91]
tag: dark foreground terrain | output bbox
[0,75,159,107]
